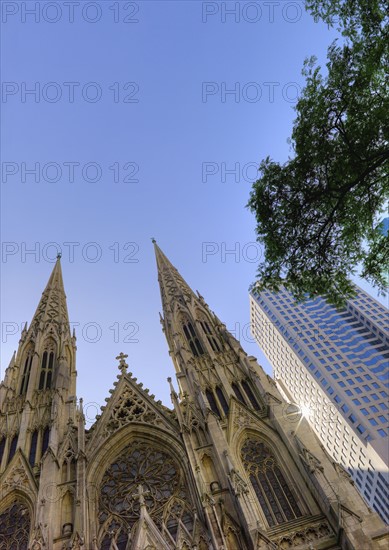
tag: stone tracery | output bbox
[241,439,303,527]
[0,502,31,550]
[98,442,195,549]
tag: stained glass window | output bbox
[241,439,302,527]
[0,502,30,549]
[98,443,193,549]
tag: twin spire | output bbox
[27,243,197,339]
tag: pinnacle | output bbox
[28,256,71,337]
[153,242,197,309]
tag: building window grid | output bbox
[251,292,389,508]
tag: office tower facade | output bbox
[250,286,389,524]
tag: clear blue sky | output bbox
[1,1,385,425]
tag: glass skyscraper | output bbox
[250,285,389,523]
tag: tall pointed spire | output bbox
[29,254,70,338]
[153,240,197,312]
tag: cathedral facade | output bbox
[0,243,388,549]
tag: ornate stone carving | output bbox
[104,388,158,436]
[29,523,47,549]
[98,442,198,549]
[272,521,332,548]
[2,464,30,492]
[299,447,324,474]
[70,532,84,549]
[228,469,249,497]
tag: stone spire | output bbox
[153,240,197,312]
[28,254,70,339]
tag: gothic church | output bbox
[0,242,388,549]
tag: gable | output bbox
[86,373,179,455]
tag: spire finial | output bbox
[57,252,62,260]
[116,352,128,374]
[151,237,156,244]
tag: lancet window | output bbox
[241,438,303,527]
[232,382,246,404]
[41,427,50,456]
[205,389,221,418]
[215,386,229,415]
[199,318,221,353]
[29,430,38,466]
[38,341,56,390]
[7,434,18,464]
[0,502,30,549]
[242,380,260,410]
[19,347,34,395]
[182,320,204,357]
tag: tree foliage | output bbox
[247,0,389,307]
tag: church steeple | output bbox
[153,239,197,313]
[27,254,70,340]
[152,245,388,550]
[0,258,77,476]
[153,242,264,418]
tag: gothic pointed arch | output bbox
[96,440,200,549]
[19,343,34,396]
[38,338,57,390]
[196,311,222,353]
[180,314,204,358]
[0,500,31,549]
[240,437,303,527]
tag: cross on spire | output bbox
[116,352,128,374]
